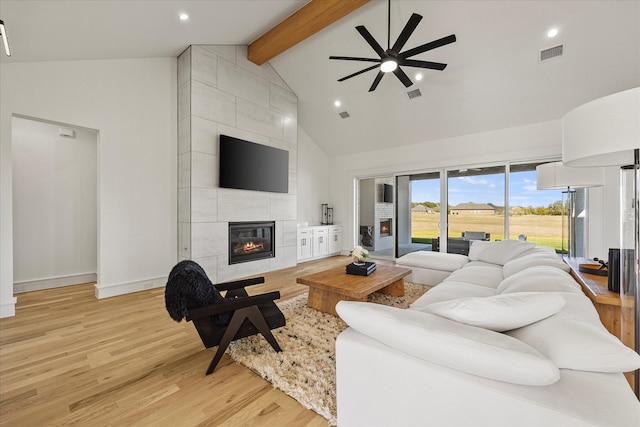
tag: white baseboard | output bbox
[0,296,17,318]
[95,276,166,299]
[14,273,98,293]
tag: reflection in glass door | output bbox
[357,176,394,258]
[395,172,440,257]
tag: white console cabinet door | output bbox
[313,227,329,257]
[329,225,342,254]
[297,228,313,261]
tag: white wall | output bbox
[0,57,177,316]
[297,126,330,225]
[12,117,97,291]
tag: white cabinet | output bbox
[297,225,342,262]
[329,225,343,255]
[313,227,329,257]
[297,228,312,260]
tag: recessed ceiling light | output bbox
[547,28,558,38]
[415,73,423,81]
[334,100,341,107]
[179,13,189,21]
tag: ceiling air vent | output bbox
[407,88,422,99]
[540,44,564,62]
[339,111,350,119]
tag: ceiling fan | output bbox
[329,0,456,92]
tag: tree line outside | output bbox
[411,200,567,252]
[411,200,568,216]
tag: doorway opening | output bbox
[12,115,98,293]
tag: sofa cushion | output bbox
[474,240,536,265]
[396,251,469,272]
[502,253,570,278]
[444,265,504,289]
[410,281,496,308]
[336,301,560,386]
[506,309,640,373]
[497,265,583,294]
[420,292,566,332]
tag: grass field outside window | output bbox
[411,213,564,253]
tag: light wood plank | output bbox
[247,0,370,65]
[0,255,375,426]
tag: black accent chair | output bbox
[165,261,285,375]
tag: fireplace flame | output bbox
[242,241,264,254]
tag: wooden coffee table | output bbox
[296,264,411,316]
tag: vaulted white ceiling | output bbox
[2,0,639,157]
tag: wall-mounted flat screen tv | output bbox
[219,135,289,193]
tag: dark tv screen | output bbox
[219,135,289,193]
[383,183,393,203]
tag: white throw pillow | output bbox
[506,311,640,373]
[476,240,536,265]
[502,253,570,278]
[467,240,493,260]
[497,265,582,294]
[421,292,566,332]
[336,301,560,386]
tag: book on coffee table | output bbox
[346,261,376,276]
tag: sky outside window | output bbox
[412,170,562,207]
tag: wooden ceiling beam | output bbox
[248,0,370,65]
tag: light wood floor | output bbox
[0,255,380,426]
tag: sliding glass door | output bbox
[446,166,505,253]
[508,163,565,253]
[363,161,568,259]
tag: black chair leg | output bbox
[205,308,247,375]
[205,306,283,375]
[245,306,282,353]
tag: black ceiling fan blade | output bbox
[338,64,381,82]
[368,71,385,92]
[400,59,447,70]
[356,25,386,57]
[329,56,381,63]
[400,34,457,59]
[393,67,413,88]
[390,13,423,53]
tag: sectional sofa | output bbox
[335,240,640,426]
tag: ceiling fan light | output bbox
[381,59,397,73]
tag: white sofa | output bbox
[335,240,640,426]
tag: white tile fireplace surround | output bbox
[177,45,298,283]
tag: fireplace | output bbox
[380,218,392,237]
[228,221,275,265]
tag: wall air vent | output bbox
[339,111,350,119]
[540,44,564,62]
[407,89,422,99]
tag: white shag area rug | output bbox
[226,282,430,425]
